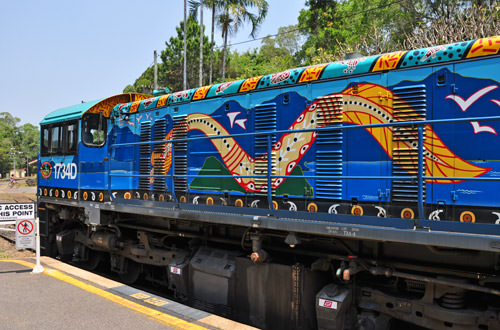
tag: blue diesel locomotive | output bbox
[38,36,500,330]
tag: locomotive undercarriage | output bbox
[40,202,500,330]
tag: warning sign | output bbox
[318,298,338,310]
[0,203,35,221]
[17,220,34,235]
[16,219,35,249]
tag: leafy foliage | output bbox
[216,0,269,81]
[125,0,500,92]
[225,25,302,80]
[297,0,415,64]
[297,0,500,64]
[160,15,214,91]
[123,66,155,94]
[404,1,500,48]
[126,17,218,93]
[0,113,39,175]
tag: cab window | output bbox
[40,120,79,156]
[82,113,107,147]
[41,127,50,155]
[67,123,78,154]
[50,126,62,153]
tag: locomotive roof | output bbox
[41,93,151,125]
[112,35,500,116]
[41,99,104,125]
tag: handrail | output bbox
[417,126,424,221]
[108,114,500,218]
[109,115,500,149]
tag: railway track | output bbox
[0,228,16,244]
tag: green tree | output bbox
[223,25,302,81]
[259,25,302,70]
[224,48,261,79]
[159,16,213,91]
[297,0,414,64]
[17,123,39,176]
[188,0,207,87]
[0,113,39,175]
[207,0,224,84]
[183,0,188,89]
[216,0,268,81]
[297,0,499,64]
[297,0,340,62]
[403,1,500,48]
[189,0,227,84]
[125,17,216,94]
[123,66,154,94]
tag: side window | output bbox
[50,126,62,154]
[82,113,107,147]
[40,121,78,156]
[66,123,78,154]
[41,127,50,155]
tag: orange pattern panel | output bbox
[131,94,151,102]
[87,95,130,117]
[129,100,141,113]
[466,36,500,58]
[239,76,263,92]
[156,94,170,108]
[298,64,327,82]
[193,86,212,100]
[372,51,406,71]
[86,93,151,117]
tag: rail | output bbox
[108,115,500,221]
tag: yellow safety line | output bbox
[0,260,210,330]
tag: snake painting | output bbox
[151,83,490,193]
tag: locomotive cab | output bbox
[38,93,150,203]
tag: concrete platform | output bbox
[0,257,257,330]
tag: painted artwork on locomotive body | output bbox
[39,36,500,222]
[35,37,500,330]
[109,61,500,221]
[148,81,490,192]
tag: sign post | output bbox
[32,217,44,274]
[1,202,44,274]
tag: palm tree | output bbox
[183,0,188,90]
[217,0,268,82]
[199,0,204,87]
[189,0,222,85]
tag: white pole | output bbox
[183,0,187,90]
[154,50,158,91]
[32,217,44,274]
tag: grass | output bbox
[0,192,16,202]
[0,176,37,188]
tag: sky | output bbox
[0,0,306,126]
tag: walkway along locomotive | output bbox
[38,36,500,330]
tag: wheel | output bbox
[85,250,104,271]
[119,259,142,284]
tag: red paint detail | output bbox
[17,220,34,235]
[323,301,333,308]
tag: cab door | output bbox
[78,112,109,202]
[39,121,79,198]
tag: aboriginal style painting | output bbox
[38,36,500,222]
[108,63,500,214]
